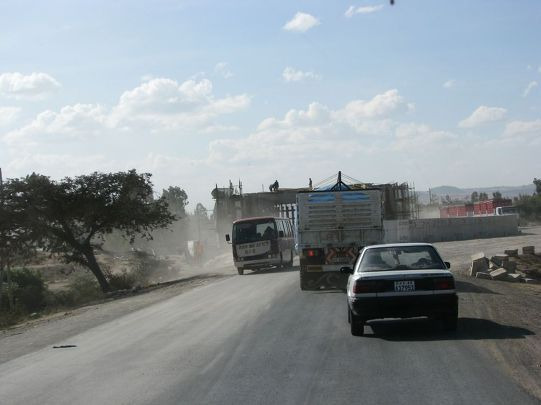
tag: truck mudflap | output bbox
[300,266,347,291]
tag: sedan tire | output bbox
[350,309,365,336]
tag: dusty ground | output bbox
[434,227,541,399]
[0,273,234,364]
[0,250,237,363]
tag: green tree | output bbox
[6,170,174,292]
[516,194,541,221]
[1,171,37,311]
[492,191,502,199]
[534,178,541,195]
[479,192,489,201]
[470,191,479,202]
[162,186,188,217]
[194,203,208,219]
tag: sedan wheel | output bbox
[350,309,365,336]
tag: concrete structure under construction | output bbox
[212,177,520,245]
[211,179,418,245]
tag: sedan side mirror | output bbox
[444,261,451,269]
[340,266,354,275]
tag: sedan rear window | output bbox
[359,246,446,272]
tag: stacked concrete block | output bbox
[475,272,491,280]
[504,249,518,257]
[471,246,540,283]
[490,268,508,280]
[469,252,488,277]
[491,255,509,267]
[502,261,517,272]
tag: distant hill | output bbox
[417,184,536,204]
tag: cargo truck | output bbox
[297,175,384,290]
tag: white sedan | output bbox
[341,243,458,336]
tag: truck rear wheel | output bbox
[300,267,308,290]
[237,268,244,275]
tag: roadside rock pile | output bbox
[469,246,541,284]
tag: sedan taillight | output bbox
[433,277,455,290]
[353,280,383,294]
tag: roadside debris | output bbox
[475,271,491,280]
[490,268,508,280]
[469,247,541,284]
[469,253,488,277]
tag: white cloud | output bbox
[345,5,384,18]
[443,79,456,89]
[110,78,250,131]
[458,105,507,128]
[283,12,320,33]
[257,102,331,131]
[336,89,409,120]
[214,62,233,79]
[255,89,410,138]
[5,153,111,175]
[209,89,412,170]
[504,119,541,137]
[282,67,321,82]
[0,106,20,126]
[4,77,250,147]
[3,83,539,207]
[4,104,108,147]
[0,72,61,99]
[203,92,483,197]
[523,81,538,97]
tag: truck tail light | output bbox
[306,249,318,257]
[353,280,382,294]
[433,277,455,290]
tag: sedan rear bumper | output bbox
[349,293,457,320]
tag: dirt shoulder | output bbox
[455,275,541,399]
[0,273,232,364]
[434,227,541,400]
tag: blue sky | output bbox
[1,0,540,208]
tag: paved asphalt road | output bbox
[0,268,537,405]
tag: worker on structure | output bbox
[309,178,313,190]
[269,180,279,192]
